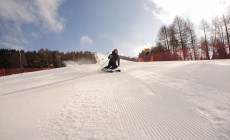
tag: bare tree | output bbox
[168,24,179,53]
[187,19,197,60]
[211,17,220,59]
[157,25,170,51]
[222,14,230,52]
[210,15,229,59]
[200,19,210,59]
[173,16,190,60]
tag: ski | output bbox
[101,68,121,73]
[114,69,121,72]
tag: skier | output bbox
[102,49,120,71]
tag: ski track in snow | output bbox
[0,60,230,140]
[40,71,229,139]
[129,70,230,139]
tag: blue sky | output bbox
[0,0,229,57]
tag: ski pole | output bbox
[98,59,109,70]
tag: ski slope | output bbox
[0,58,230,140]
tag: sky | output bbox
[0,0,229,57]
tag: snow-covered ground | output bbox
[0,58,230,140]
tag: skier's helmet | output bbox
[114,49,118,52]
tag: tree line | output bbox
[0,48,97,69]
[139,12,230,60]
[120,55,136,61]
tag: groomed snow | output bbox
[0,58,230,140]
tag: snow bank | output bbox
[0,60,230,140]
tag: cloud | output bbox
[0,1,34,24]
[0,34,29,50]
[145,0,230,25]
[0,0,65,32]
[0,0,65,49]
[80,36,93,46]
[35,0,65,32]
[0,41,24,50]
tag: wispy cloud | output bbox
[145,0,230,25]
[0,0,65,32]
[35,0,65,32]
[0,41,24,50]
[0,0,65,49]
[80,36,93,46]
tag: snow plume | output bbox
[145,0,230,25]
[64,59,95,66]
[0,0,65,49]
[64,53,108,67]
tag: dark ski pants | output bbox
[104,62,118,69]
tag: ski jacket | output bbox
[108,51,120,66]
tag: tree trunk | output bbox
[176,17,186,60]
[223,14,230,53]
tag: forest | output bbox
[0,48,136,70]
[0,48,97,69]
[139,13,230,61]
